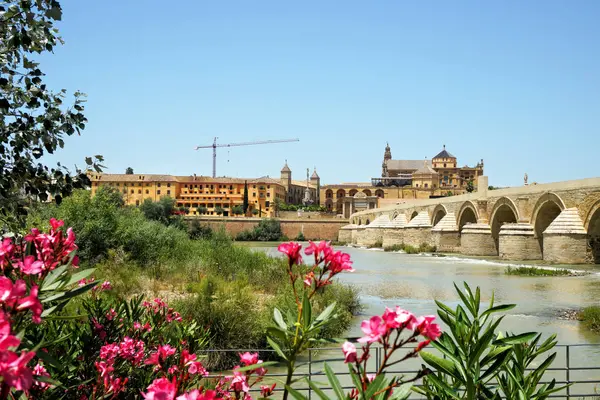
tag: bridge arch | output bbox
[490,197,519,253]
[457,201,479,232]
[409,211,419,221]
[531,192,566,256]
[349,189,358,197]
[431,204,448,227]
[375,189,385,198]
[585,200,600,264]
[363,189,372,196]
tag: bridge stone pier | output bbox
[341,176,600,264]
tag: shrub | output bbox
[418,242,436,253]
[505,266,573,276]
[232,205,244,215]
[580,306,600,333]
[294,232,306,241]
[188,219,213,240]
[383,244,404,252]
[235,219,283,241]
[215,206,224,215]
[367,240,383,248]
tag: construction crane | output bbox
[194,137,300,178]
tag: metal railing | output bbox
[198,343,600,399]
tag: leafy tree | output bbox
[188,219,213,240]
[215,206,224,216]
[197,206,207,215]
[252,209,258,216]
[139,197,181,227]
[242,180,249,214]
[231,205,243,215]
[466,179,475,193]
[125,167,134,174]
[0,0,103,229]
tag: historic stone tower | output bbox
[280,161,292,192]
[311,168,320,205]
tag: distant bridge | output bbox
[342,177,600,264]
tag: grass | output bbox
[367,240,383,249]
[579,306,600,333]
[505,266,573,276]
[383,242,437,254]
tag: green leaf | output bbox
[324,363,345,400]
[493,332,537,346]
[302,291,311,328]
[266,336,288,361]
[41,281,99,304]
[306,378,331,400]
[40,265,69,291]
[65,268,96,287]
[313,302,336,325]
[480,304,516,319]
[266,327,288,343]
[364,374,386,400]
[273,308,287,331]
[285,385,308,400]
[420,351,458,378]
[423,373,461,399]
[389,383,412,400]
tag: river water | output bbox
[253,244,600,395]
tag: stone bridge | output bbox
[340,177,600,264]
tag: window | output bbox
[424,183,428,188]
[157,190,161,194]
[130,189,134,194]
[138,183,142,186]
[167,183,171,187]
[253,185,256,189]
[138,189,141,194]
[253,192,256,197]
[444,163,446,168]
[122,189,126,194]
[265,201,270,208]
[167,190,171,195]
[136,200,140,206]
[157,183,161,187]
[267,192,270,197]
[267,185,270,189]
[184,184,188,188]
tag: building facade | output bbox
[88,163,319,218]
[320,144,484,216]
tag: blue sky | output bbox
[41,0,600,187]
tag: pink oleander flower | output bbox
[142,377,177,400]
[230,369,250,393]
[0,277,26,306]
[0,238,15,267]
[303,272,315,287]
[367,374,376,382]
[382,307,401,329]
[16,255,44,275]
[134,321,142,330]
[177,390,217,400]
[33,363,51,390]
[394,307,417,330]
[145,344,177,366]
[415,316,441,340]
[342,341,357,363]
[254,360,267,376]
[106,308,117,321]
[101,281,112,291]
[16,285,43,324]
[357,316,387,343]
[304,240,333,261]
[260,383,276,397]
[0,318,20,351]
[100,343,120,363]
[168,365,179,375]
[0,350,36,391]
[325,250,354,273]
[183,350,208,376]
[49,218,64,230]
[277,242,303,265]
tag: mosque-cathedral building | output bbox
[319,144,484,217]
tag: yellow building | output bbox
[320,144,484,216]
[88,173,288,217]
[88,165,320,217]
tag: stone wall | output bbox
[543,233,588,264]
[432,231,460,252]
[277,211,339,220]
[382,229,404,248]
[403,227,431,248]
[499,235,541,260]
[189,218,345,241]
[338,229,352,243]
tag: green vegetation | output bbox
[26,188,360,368]
[383,242,437,253]
[125,166,134,174]
[580,306,600,333]
[243,180,249,213]
[236,218,285,241]
[505,266,573,276]
[367,240,383,248]
[466,179,475,193]
[294,231,306,241]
